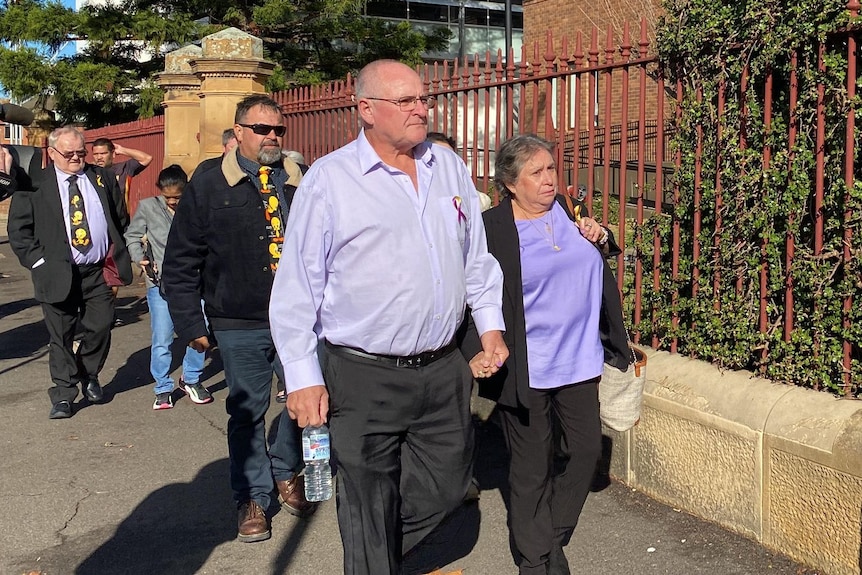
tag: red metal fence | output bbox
[69,9,859,391]
[274,13,859,392]
[82,116,165,216]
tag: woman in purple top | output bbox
[459,134,632,575]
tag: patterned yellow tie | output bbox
[68,175,92,254]
[259,166,271,190]
[258,166,283,272]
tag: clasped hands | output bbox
[286,331,510,425]
[469,330,509,379]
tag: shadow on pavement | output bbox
[591,434,614,493]
[0,296,39,319]
[75,459,234,575]
[101,337,225,402]
[0,311,48,362]
[113,294,148,327]
[100,346,153,399]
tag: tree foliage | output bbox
[0,0,201,126]
[0,0,450,126]
[138,0,451,90]
[646,0,861,394]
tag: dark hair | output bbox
[222,128,237,146]
[427,132,457,151]
[494,134,555,198]
[156,164,188,191]
[92,137,114,152]
[234,95,282,124]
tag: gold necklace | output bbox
[524,210,561,251]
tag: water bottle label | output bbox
[303,433,330,462]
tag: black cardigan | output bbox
[458,194,632,410]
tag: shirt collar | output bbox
[236,152,262,179]
[55,165,84,181]
[356,130,434,175]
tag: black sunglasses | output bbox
[239,123,286,137]
[51,147,87,160]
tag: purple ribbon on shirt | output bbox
[453,196,467,225]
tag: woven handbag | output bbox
[600,346,647,432]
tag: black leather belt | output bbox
[325,340,457,369]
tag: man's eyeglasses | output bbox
[364,95,437,112]
[239,123,287,137]
[51,148,87,160]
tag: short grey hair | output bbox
[493,134,555,198]
[48,126,84,149]
[283,149,305,164]
[221,128,237,146]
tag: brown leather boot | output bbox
[275,475,318,518]
[237,500,271,543]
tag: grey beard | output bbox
[258,147,282,165]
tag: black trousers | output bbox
[41,263,113,404]
[324,347,474,575]
[498,379,602,575]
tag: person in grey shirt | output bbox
[125,165,214,410]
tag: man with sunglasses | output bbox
[8,126,131,419]
[271,60,507,574]
[162,94,314,543]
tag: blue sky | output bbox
[57,0,78,58]
[0,0,78,97]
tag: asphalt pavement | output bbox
[0,233,821,575]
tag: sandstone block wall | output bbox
[608,349,862,575]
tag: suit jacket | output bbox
[458,194,631,410]
[8,163,132,304]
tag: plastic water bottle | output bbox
[302,425,333,501]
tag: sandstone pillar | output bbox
[191,28,276,166]
[156,45,203,175]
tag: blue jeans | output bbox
[147,286,205,395]
[214,328,303,509]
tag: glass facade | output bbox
[365,0,524,60]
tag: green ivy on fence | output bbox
[642,0,862,394]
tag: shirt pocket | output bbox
[438,196,468,247]
[211,191,250,210]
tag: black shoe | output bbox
[83,379,104,403]
[49,401,73,419]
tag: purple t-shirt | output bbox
[515,201,605,389]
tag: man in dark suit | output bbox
[8,126,132,419]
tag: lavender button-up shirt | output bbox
[270,130,505,394]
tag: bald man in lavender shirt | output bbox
[270,59,508,575]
